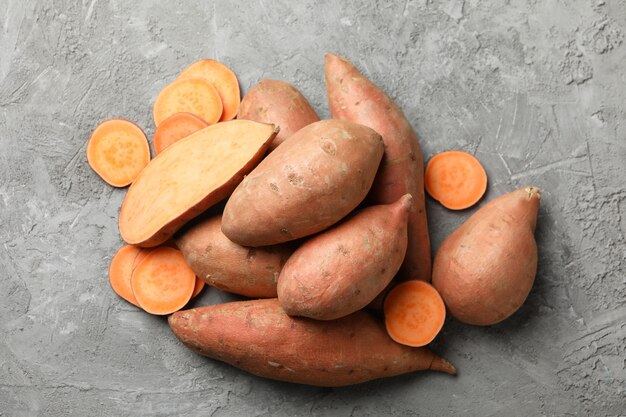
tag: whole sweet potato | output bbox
[222,119,384,247]
[168,299,456,387]
[432,186,541,326]
[325,54,431,281]
[238,79,320,150]
[176,215,293,298]
[278,194,412,320]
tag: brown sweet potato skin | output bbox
[432,186,541,326]
[278,195,412,320]
[222,119,384,247]
[168,299,456,387]
[176,215,292,298]
[325,54,431,282]
[238,79,320,150]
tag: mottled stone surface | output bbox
[1,1,625,415]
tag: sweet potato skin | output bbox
[238,79,320,150]
[432,186,541,326]
[325,54,431,282]
[176,215,292,298]
[168,299,456,387]
[278,195,412,320]
[222,119,384,247]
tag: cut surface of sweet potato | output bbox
[119,120,278,247]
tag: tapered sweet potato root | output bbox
[238,79,320,150]
[432,186,541,325]
[87,119,150,187]
[169,299,456,387]
[278,195,412,320]
[222,119,384,247]
[153,78,223,126]
[325,54,431,282]
[178,59,240,121]
[176,214,292,298]
[119,120,278,247]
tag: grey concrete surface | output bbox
[1,0,625,415]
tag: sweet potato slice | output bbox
[178,59,240,121]
[119,120,278,247]
[153,78,223,127]
[87,119,150,187]
[153,112,209,155]
[191,277,205,299]
[109,245,142,306]
[131,247,195,315]
[383,280,446,347]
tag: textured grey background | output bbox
[1,0,625,416]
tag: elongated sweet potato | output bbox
[325,54,431,282]
[278,194,412,320]
[238,79,320,150]
[169,299,456,387]
[119,120,278,247]
[176,215,293,298]
[222,119,384,247]
[432,186,541,326]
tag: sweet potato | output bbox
[278,194,412,320]
[432,186,541,326]
[238,79,320,150]
[222,119,384,247]
[176,215,293,298]
[119,120,278,247]
[325,54,431,282]
[168,298,456,387]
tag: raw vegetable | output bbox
[278,194,412,320]
[119,120,278,247]
[432,186,541,326]
[222,119,384,247]
[153,78,223,126]
[153,112,208,155]
[176,214,292,298]
[168,298,456,387]
[178,59,241,121]
[109,245,142,306]
[191,277,205,299]
[383,280,446,347]
[425,151,487,210]
[325,54,431,281]
[238,79,320,150]
[86,119,150,187]
[131,247,196,315]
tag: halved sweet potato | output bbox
[119,120,278,247]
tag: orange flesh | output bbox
[118,120,277,246]
[153,78,223,127]
[425,151,487,210]
[130,247,195,315]
[109,245,142,306]
[178,59,240,121]
[191,277,205,299]
[131,248,153,270]
[154,112,208,155]
[86,119,150,187]
[384,280,446,347]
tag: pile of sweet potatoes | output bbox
[88,55,542,387]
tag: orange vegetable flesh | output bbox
[425,151,487,210]
[191,277,205,299]
[109,245,142,306]
[153,112,209,155]
[153,78,223,127]
[131,248,153,270]
[86,119,150,187]
[178,59,240,121]
[384,280,446,347]
[131,247,196,315]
